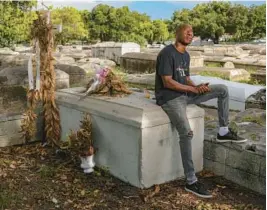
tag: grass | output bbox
[249,133,258,141]
[200,67,265,85]
[205,124,217,129]
[199,71,229,80]
[204,116,214,121]
[204,62,223,68]
[126,82,155,91]
[113,66,128,81]
[241,116,265,126]
[0,188,21,209]
[38,165,57,178]
[0,190,12,210]
[238,78,265,86]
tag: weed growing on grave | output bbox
[241,116,265,126]
[204,62,223,68]
[199,71,229,80]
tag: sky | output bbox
[39,1,266,20]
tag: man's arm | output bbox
[186,76,197,87]
[186,76,210,94]
[161,75,199,94]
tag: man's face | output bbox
[177,26,194,45]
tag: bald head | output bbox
[175,24,193,46]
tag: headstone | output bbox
[190,75,265,111]
[121,52,203,73]
[0,48,19,55]
[0,66,28,85]
[77,58,116,75]
[82,45,92,50]
[223,61,235,68]
[92,42,140,65]
[0,66,70,89]
[23,69,70,90]
[77,57,116,67]
[64,52,87,60]
[54,64,87,85]
[0,85,27,113]
[245,88,266,110]
[120,52,157,73]
[250,70,266,84]
[190,67,250,81]
[0,54,29,68]
[54,55,75,64]
[55,69,70,89]
[13,46,32,53]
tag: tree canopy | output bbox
[0,1,265,47]
[0,0,37,47]
[51,7,88,45]
[170,2,266,43]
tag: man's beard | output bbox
[178,38,190,46]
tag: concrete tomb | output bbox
[56,87,205,188]
[92,42,140,65]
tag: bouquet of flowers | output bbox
[80,66,132,99]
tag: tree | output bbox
[163,19,174,40]
[247,4,266,39]
[191,1,231,43]
[87,4,155,46]
[225,4,249,41]
[0,0,37,47]
[170,2,266,43]
[88,4,112,42]
[79,9,91,41]
[170,9,192,33]
[152,20,169,43]
[52,7,88,45]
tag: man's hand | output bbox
[188,86,199,94]
[196,83,210,94]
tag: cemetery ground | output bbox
[1,67,266,209]
[0,141,265,210]
[1,44,266,209]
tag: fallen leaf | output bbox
[141,185,161,202]
[199,170,215,177]
[144,89,150,99]
[10,164,16,169]
[52,197,58,204]
[60,175,67,180]
[216,184,226,189]
[154,185,160,193]
[73,178,79,183]
[81,190,86,196]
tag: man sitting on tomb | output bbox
[155,23,247,198]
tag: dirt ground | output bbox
[0,143,265,210]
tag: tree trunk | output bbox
[213,35,219,44]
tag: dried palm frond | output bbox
[32,12,61,147]
[20,88,40,143]
[67,114,94,157]
[22,11,61,147]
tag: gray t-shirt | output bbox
[155,44,190,106]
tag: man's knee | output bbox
[188,130,193,138]
[180,130,194,140]
[215,84,228,97]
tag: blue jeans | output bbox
[161,84,229,184]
